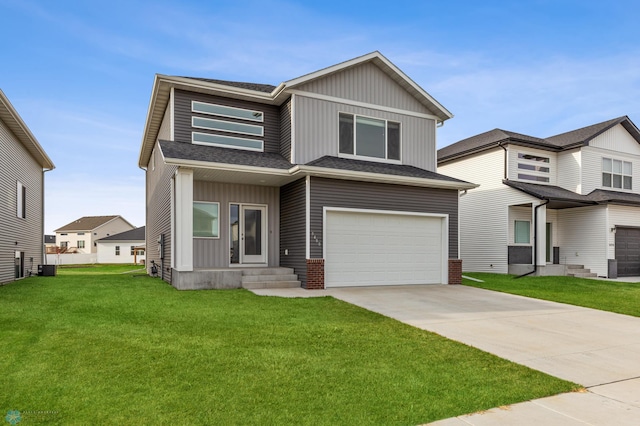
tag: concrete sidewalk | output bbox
[251,285,640,425]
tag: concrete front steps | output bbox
[566,264,597,278]
[241,267,301,289]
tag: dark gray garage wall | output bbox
[309,177,459,259]
[280,178,307,284]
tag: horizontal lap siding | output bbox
[294,96,436,170]
[146,142,176,282]
[173,89,281,153]
[0,119,44,283]
[280,178,307,284]
[279,99,292,161]
[557,205,607,275]
[193,182,279,268]
[309,177,458,259]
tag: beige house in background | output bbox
[54,215,135,254]
[0,89,55,283]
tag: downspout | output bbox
[498,141,508,180]
[515,199,550,278]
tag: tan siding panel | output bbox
[294,96,436,170]
[296,62,436,115]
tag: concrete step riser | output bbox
[242,274,299,283]
[568,273,598,278]
[242,268,295,276]
[566,265,585,270]
[242,281,301,289]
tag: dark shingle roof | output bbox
[503,180,640,208]
[306,156,472,183]
[98,227,145,242]
[159,140,292,169]
[179,78,276,93]
[55,216,120,232]
[438,128,553,162]
[438,116,640,163]
[545,117,627,147]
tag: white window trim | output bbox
[193,201,221,239]
[192,131,264,152]
[514,220,532,245]
[337,111,402,164]
[192,100,264,123]
[602,157,633,190]
[191,116,264,137]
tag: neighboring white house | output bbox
[54,215,135,254]
[438,116,640,278]
[96,227,145,264]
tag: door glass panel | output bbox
[230,204,240,264]
[244,209,262,256]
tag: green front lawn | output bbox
[1,265,578,425]
[463,273,640,317]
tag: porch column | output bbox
[534,201,547,266]
[174,168,193,271]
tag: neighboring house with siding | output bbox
[54,215,135,254]
[438,116,640,278]
[138,51,476,290]
[96,227,145,264]
[0,89,55,283]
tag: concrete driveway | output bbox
[251,284,640,425]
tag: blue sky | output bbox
[1,0,639,233]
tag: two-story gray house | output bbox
[0,89,55,283]
[138,52,475,290]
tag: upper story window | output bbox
[192,101,263,122]
[603,158,632,190]
[16,182,26,218]
[517,152,550,183]
[339,113,401,162]
[191,101,264,152]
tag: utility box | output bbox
[608,259,617,279]
[38,264,57,276]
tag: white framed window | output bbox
[192,101,264,122]
[514,220,531,244]
[77,232,85,236]
[115,246,120,256]
[603,158,632,190]
[192,116,264,137]
[16,182,26,218]
[77,241,85,249]
[192,132,263,152]
[60,242,69,249]
[338,112,401,162]
[194,201,220,238]
[517,153,550,183]
[130,246,135,255]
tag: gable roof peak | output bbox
[545,116,632,147]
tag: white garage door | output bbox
[325,209,446,287]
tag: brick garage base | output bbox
[448,259,462,285]
[306,259,325,289]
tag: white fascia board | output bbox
[290,165,478,190]
[139,74,165,168]
[158,75,278,101]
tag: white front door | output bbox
[230,204,267,264]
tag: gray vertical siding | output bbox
[309,177,459,259]
[294,96,436,170]
[279,99,292,161]
[146,142,176,283]
[193,181,280,268]
[173,89,281,153]
[279,178,307,285]
[0,119,44,283]
[295,62,440,116]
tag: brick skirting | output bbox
[306,259,325,289]
[448,259,462,285]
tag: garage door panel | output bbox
[325,210,445,287]
[616,228,640,277]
